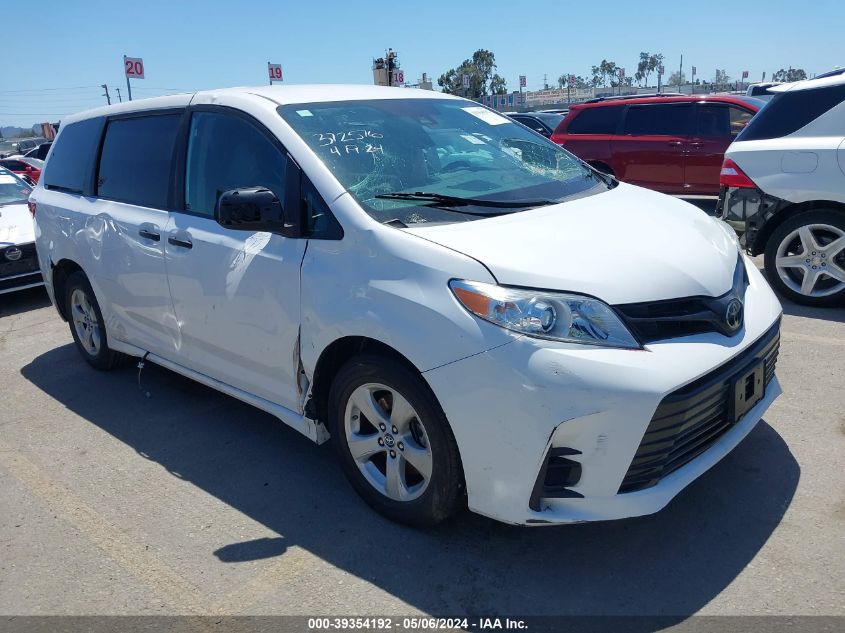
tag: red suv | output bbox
[550,95,763,195]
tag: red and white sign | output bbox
[742,70,749,79]
[568,74,576,85]
[393,70,404,85]
[268,63,283,81]
[124,56,145,79]
[519,75,526,88]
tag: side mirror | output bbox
[215,187,289,233]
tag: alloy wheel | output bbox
[70,288,101,356]
[775,223,845,298]
[343,382,433,502]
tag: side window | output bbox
[624,104,691,136]
[1,160,27,170]
[97,114,181,208]
[696,105,730,137]
[729,107,754,137]
[567,106,623,134]
[42,118,102,193]
[185,111,286,218]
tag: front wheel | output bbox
[764,209,845,307]
[328,354,465,526]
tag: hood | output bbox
[0,202,35,246]
[404,183,739,305]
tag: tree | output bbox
[557,74,590,90]
[590,59,619,87]
[668,71,686,86]
[635,52,663,87]
[437,49,507,98]
[772,67,807,82]
[713,69,731,87]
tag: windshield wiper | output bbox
[374,191,556,210]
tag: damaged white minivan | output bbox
[32,85,783,526]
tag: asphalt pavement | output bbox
[0,257,843,619]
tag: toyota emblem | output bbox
[725,298,743,332]
[4,246,22,261]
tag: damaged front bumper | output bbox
[422,258,783,526]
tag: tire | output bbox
[64,271,127,370]
[763,209,845,307]
[328,354,465,526]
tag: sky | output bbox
[1,0,843,128]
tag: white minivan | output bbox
[32,85,783,526]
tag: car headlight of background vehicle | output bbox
[449,279,640,349]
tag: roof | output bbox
[771,72,845,93]
[570,94,760,109]
[59,84,461,125]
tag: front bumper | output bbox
[424,257,783,525]
[0,242,44,295]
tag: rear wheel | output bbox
[65,271,127,369]
[764,210,845,306]
[328,354,464,526]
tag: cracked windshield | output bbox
[279,98,607,224]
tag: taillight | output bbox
[28,200,37,216]
[719,158,756,188]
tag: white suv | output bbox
[32,86,782,526]
[719,73,845,306]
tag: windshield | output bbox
[0,171,32,205]
[0,141,20,155]
[278,98,606,224]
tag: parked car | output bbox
[718,73,845,306]
[0,167,43,295]
[551,95,763,195]
[32,86,782,526]
[0,137,48,159]
[0,157,44,183]
[506,111,565,138]
[23,142,52,161]
[746,82,782,101]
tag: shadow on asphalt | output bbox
[21,343,800,619]
[0,286,50,317]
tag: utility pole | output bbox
[124,54,133,101]
[678,55,683,90]
[115,87,122,103]
[101,84,111,105]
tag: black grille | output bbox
[0,271,42,292]
[618,321,780,494]
[0,242,39,278]
[614,255,749,343]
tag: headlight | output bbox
[449,279,640,349]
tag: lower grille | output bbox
[0,271,42,292]
[618,321,780,494]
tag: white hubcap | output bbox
[775,224,845,297]
[344,383,433,502]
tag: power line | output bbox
[0,85,101,94]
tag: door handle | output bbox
[168,236,193,249]
[688,141,704,147]
[667,141,684,146]
[138,228,160,241]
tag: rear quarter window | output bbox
[566,106,623,134]
[42,117,104,193]
[737,83,845,141]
